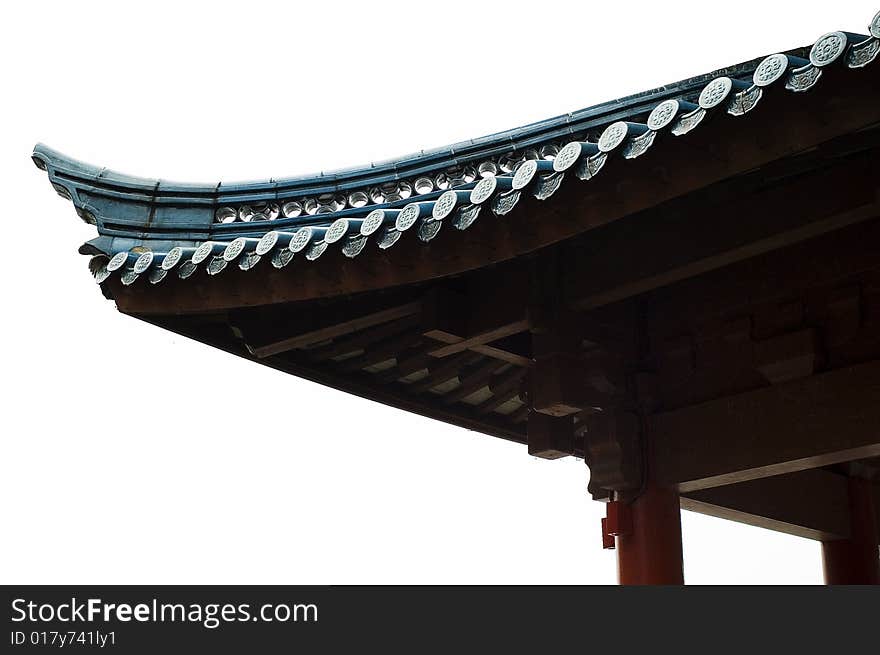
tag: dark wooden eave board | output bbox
[566,145,880,311]
[644,214,880,337]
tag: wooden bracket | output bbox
[583,411,644,502]
[528,413,575,460]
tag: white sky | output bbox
[3,0,876,584]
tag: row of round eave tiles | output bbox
[89,19,880,287]
[213,147,562,223]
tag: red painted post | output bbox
[616,479,685,585]
[821,477,880,585]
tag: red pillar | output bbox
[616,480,685,585]
[821,477,880,585]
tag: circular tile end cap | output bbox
[106,251,129,272]
[133,251,154,274]
[470,176,498,204]
[256,231,279,256]
[192,242,214,265]
[753,54,789,87]
[433,190,460,220]
[162,247,183,270]
[397,204,424,231]
[598,122,629,152]
[222,237,247,262]
[325,218,350,243]
[361,209,386,236]
[647,100,681,130]
[513,160,538,189]
[699,77,733,109]
[810,31,848,67]
[289,227,314,253]
[553,142,584,172]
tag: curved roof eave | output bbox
[32,11,880,301]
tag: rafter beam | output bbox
[476,369,526,415]
[410,352,482,394]
[440,359,507,405]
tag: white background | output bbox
[2,1,875,584]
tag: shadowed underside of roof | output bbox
[32,11,880,294]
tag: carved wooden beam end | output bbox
[583,411,644,502]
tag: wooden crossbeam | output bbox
[422,285,532,365]
[680,469,852,541]
[426,320,530,359]
[251,290,531,368]
[426,334,532,367]
[307,314,421,362]
[251,301,421,358]
[651,360,880,492]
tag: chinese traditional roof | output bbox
[34,14,880,293]
[30,10,880,452]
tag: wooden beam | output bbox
[651,360,880,492]
[567,149,879,311]
[529,352,622,416]
[644,216,880,338]
[250,301,421,358]
[422,284,532,363]
[112,70,880,314]
[528,413,574,459]
[426,319,530,358]
[425,331,532,367]
[680,469,852,541]
[307,314,421,361]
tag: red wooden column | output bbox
[821,477,880,585]
[615,479,685,585]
